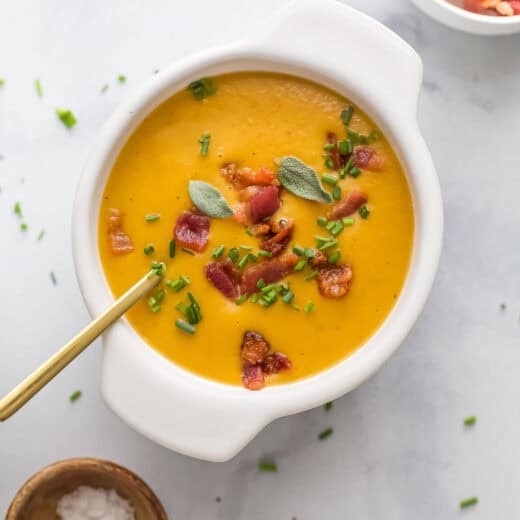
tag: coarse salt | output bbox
[57,485,135,520]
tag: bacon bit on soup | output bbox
[240,253,299,295]
[241,331,270,365]
[204,259,240,299]
[242,364,265,391]
[174,210,210,252]
[354,146,384,172]
[259,218,294,256]
[262,352,292,375]
[316,263,353,298]
[249,185,280,223]
[221,163,278,188]
[327,189,368,220]
[107,209,134,255]
[462,0,520,14]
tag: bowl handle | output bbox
[250,0,423,120]
[101,325,272,462]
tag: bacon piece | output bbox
[316,264,353,298]
[174,211,210,252]
[240,253,299,295]
[107,209,134,255]
[204,260,240,299]
[510,1,520,14]
[221,163,278,188]
[260,218,294,256]
[241,331,270,365]
[311,250,328,268]
[262,352,292,375]
[326,132,342,170]
[242,365,265,391]
[248,186,280,224]
[354,146,384,171]
[327,189,368,220]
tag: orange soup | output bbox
[98,72,414,388]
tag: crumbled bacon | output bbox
[259,218,294,256]
[249,186,280,223]
[241,365,265,391]
[204,260,240,299]
[316,264,353,298]
[241,331,270,365]
[174,211,210,252]
[262,352,292,375]
[221,163,278,188]
[354,146,384,171]
[107,209,134,255]
[311,250,328,268]
[240,253,299,295]
[327,189,367,220]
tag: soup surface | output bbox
[449,0,520,15]
[98,72,414,388]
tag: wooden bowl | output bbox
[6,458,167,519]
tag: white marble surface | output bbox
[1,0,520,518]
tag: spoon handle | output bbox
[0,271,161,421]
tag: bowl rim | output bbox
[71,0,444,460]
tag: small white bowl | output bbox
[72,0,443,462]
[411,0,520,35]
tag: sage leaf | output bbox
[188,180,233,218]
[278,156,333,204]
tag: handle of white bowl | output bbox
[250,0,423,122]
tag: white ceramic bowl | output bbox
[411,0,520,35]
[73,0,443,462]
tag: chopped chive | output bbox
[188,77,216,100]
[318,427,333,440]
[20,223,28,231]
[324,158,334,170]
[238,255,249,269]
[326,221,335,232]
[317,216,328,227]
[304,248,314,259]
[291,303,300,311]
[341,156,354,178]
[169,239,176,258]
[69,390,82,402]
[305,302,315,313]
[342,217,354,226]
[348,166,361,178]
[317,239,338,251]
[359,206,370,219]
[305,271,318,281]
[118,74,126,83]
[144,244,155,255]
[37,228,45,241]
[247,253,257,263]
[55,108,77,129]
[176,319,196,334]
[338,140,349,155]
[324,401,333,411]
[167,275,190,292]
[369,129,381,142]
[322,174,338,186]
[0,79,4,86]
[315,235,331,244]
[35,79,43,97]
[261,284,276,294]
[341,106,354,128]
[239,244,253,250]
[258,461,278,473]
[181,247,195,256]
[100,83,109,93]
[328,250,341,264]
[330,221,344,236]
[292,246,305,256]
[212,245,225,258]
[258,250,272,258]
[282,291,295,304]
[294,259,307,272]
[250,294,259,304]
[228,247,239,263]
[245,226,255,236]
[459,497,478,509]
[323,142,336,151]
[155,289,165,303]
[149,261,166,277]
[150,304,161,313]
[256,278,266,289]
[235,294,248,305]
[14,201,22,217]
[145,213,160,222]
[464,416,477,426]
[50,271,57,285]
[198,132,211,156]
[332,185,341,201]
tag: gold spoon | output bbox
[0,269,163,421]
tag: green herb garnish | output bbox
[235,294,248,305]
[459,497,478,509]
[144,244,155,255]
[35,79,43,97]
[328,251,341,264]
[188,180,233,219]
[348,166,361,178]
[20,222,28,231]
[69,390,82,402]
[342,217,354,226]
[169,239,176,258]
[341,106,354,128]
[149,261,166,278]
[464,416,477,426]
[282,291,295,304]
[322,174,338,186]
[101,83,109,93]
[330,221,344,236]
[50,271,57,285]
[166,275,190,292]
[37,229,45,241]
[188,77,216,100]
[145,213,160,222]
[318,427,333,440]
[118,74,126,83]
[258,250,272,258]
[14,202,22,218]
[324,401,333,411]
[176,319,196,334]
[181,247,195,256]
[317,216,328,227]
[305,271,318,281]
[359,206,370,219]
[332,185,341,201]
[305,302,315,313]
[212,245,225,259]
[256,278,266,289]
[198,132,211,156]
[0,79,4,86]
[56,108,77,129]
[258,461,278,473]
[294,259,306,272]
[228,247,239,263]
[293,246,305,256]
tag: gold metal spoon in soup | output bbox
[0,267,164,421]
